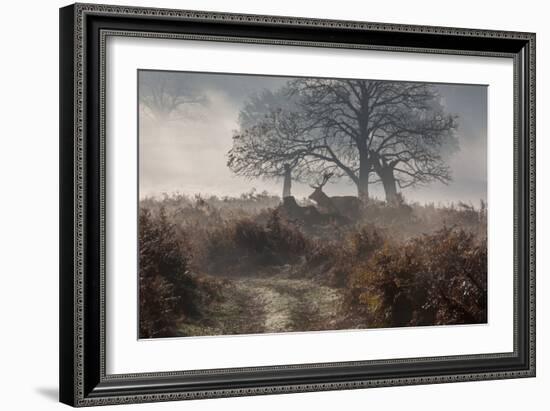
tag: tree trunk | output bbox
[357,153,370,202]
[282,164,292,198]
[380,168,398,204]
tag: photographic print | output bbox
[138,70,488,339]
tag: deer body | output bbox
[309,190,361,220]
[308,173,362,220]
[280,196,349,226]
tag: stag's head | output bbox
[308,172,333,203]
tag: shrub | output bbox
[204,210,309,273]
[139,208,187,338]
[139,274,180,338]
[139,207,221,338]
[265,210,308,256]
[358,198,487,240]
[348,227,487,328]
[348,225,385,258]
[305,225,384,287]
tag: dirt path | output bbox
[177,269,346,336]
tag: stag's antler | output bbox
[310,172,334,189]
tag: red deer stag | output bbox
[279,196,349,226]
[309,173,362,221]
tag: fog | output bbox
[138,70,487,205]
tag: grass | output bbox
[139,192,487,337]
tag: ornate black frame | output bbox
[59,3,536,407]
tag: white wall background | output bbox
[0,0,545,409]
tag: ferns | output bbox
[205,210,308,272]
[139,194,487,336]
[347,227,487,327]
[139,208,221,338]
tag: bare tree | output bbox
[282,164,292,198]
[228,79,458,203]
[290,78,458,202]
[368,100,458,202]
[227,88,320,198]
[139,71,207,122]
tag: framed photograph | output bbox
[59,3,535,407]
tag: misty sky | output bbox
[138,70,487,205]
